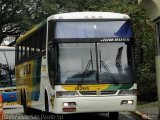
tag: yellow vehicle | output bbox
[15,12,137,120]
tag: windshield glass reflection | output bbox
[55,42,133,84]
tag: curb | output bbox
[3,104,22,109]
[132,111,144,119]
[132,110,159,120]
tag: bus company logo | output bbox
[101,38,130,42]
[75,85,89,90]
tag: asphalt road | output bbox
[3,106,142,120]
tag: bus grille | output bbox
[79,91,117,95]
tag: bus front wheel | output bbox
[109,112,119,120]
[45,90,49,112]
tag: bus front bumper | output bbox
[53,95,137,114]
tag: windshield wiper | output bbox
[99,50,117,83]
[115,47,123,74]
[79,49,94,84]
[84,49,93,72]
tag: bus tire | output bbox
[109,112,119,120]
[20,90,23,105]
[45,90,49,112]
[22,91,28,114]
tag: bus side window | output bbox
[30,36,34,55]
[16,45,19,62]
[29,37,32,56]
[34,33,37,53]
[26,40,30,58]
[19,45,21,60]
[37,32,41,53]
[156,22,160,55]
[21,42,23,59]
[42,27,46,51]
[48,44,55,86]
[48,21,54,42]
[24,41,26,58]
[23,42,26,58]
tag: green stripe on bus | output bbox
[104,83,134,91]
[31,58,42,101]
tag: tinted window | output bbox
[55,21,132,38]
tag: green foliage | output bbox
[0,0,25,43]
[137,71,157,101]
[0,0,57,44]
[128,5,156,101]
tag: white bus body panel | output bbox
[30,56,53,112]
[47,12,130,21]
[54,96,137,114]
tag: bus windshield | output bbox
[55,42,133,84]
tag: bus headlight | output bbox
[63,102,77,112]
[63,102,76,107]
[121,100,134,105]
[56,91,79,98]
[118,89,137,95]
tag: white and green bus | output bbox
[16,12,137,120]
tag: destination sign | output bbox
[100,38,130,42]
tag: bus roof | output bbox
[0,46,15,51]
[47,12,130,21]
[16,20,46,43]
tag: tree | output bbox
[0,0,57,45]
[0,0,24,44]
